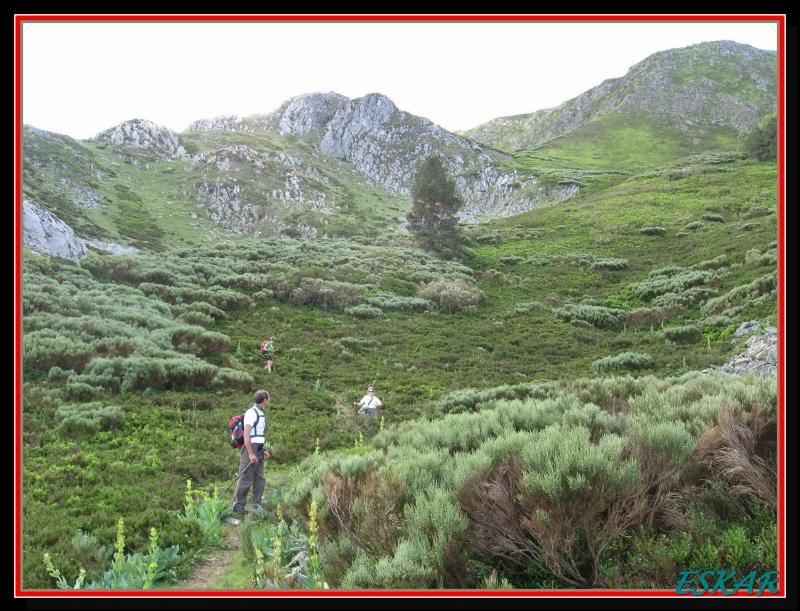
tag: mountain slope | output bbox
[465,40,777,158]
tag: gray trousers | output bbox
[233,443,265,512]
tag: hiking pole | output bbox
[221,461,253,495]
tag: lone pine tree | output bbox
[407,155,464,256]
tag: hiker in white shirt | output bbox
[354,386,382,418]
[233,390,271,516]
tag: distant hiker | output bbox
[261,336,276,373]
[233,390,271,517]
[354,386,382,418]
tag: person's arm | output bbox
[243,424,258,464]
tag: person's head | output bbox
[367,386,374,395]
[270,336,275,342]
[255,389,270,406]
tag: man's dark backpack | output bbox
[228,410,262,449]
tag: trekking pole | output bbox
[221,461,253,495]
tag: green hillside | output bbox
[22,149,778,589]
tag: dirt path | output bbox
[178,527,241,590]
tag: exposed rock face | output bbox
[83,238,139,255]
[467,40,778,150]
[733,320,762,339]
[716,326,778,377]
[187,115,243,133]
[188,144,333,235]
[319,94,577,221]
[95,119,187,160]
[23,197,88,260]
[23,197,139,259]
[276,92,349,136]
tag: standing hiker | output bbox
[354,386,382,418]
[261,336,276,373]
[233,390,271,517]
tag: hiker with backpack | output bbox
[230,390,271,517]
[261,336,276,373]
[354,386,382,418]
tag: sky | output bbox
[21,19,779,140]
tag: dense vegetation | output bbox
[22,152,778,590]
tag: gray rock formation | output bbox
[716,326,778,377]
[23,197,139,259]
[95,119,187,160]
[83,238,139,255]
[733,320,762,338]
[23,197,88,260]
[277,92,349,136]
[319,93,577,221]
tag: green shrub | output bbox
[592,352,654,371]
[418,280,484,312]
[663,325,702,344]
[555,304,624,329]
[684,222,706,232]
[55,402,125,437]
[739,222,760,231]
[344,304,383,319]
[590,257,629,271]
[211,368,254,391]
[701,213,725,223]
[640,226,666,236]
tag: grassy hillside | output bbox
[21,152,778,589]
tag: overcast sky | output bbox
[21,20,778,140]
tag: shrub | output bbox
[23,334,94,373]
[739,222,760,232]
[640,227,666,236]
[590,258,629,272]
[684,222,706,232]
[663,325,702,344]
[211,368,254,391]
[178,311,215,327]
[624,307,674,327]
[743,207,773,219]
[555,304,624,329]
[701,213,725,223]
[418,280,483,312]
[632,269,717,302]
[693,255,729,270]
[499,256,525,266]
[344,304,383,319]
[367,292,432,312]
[55,402,125,437]
[592,352,654,371]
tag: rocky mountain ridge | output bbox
[465,40,778,151]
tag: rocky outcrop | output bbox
[83,238,139,255]
[23,197,88,260]
[467,40,778,150]
[319,93,578,221]
[95,119,187,160]
[733,320,762,339]
[187,115,243,133]
[188,144,333,235]
[715,326,778,377]
[276,92,349,136]
[23,197,139,259]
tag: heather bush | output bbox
[663,325,702,344]
[367,292,433,312]
[418,280,484,312]
[55,402,125,437]
[590,257,629,271]
[684,222,706,231]
[344,304,383,319]
[632,269,717,302]
[554,304,624,329]
[701,213,725,223]
[210,368,254,391]
[592,352,654,372]
[639,226,666,236]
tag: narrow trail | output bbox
[178,527,241,590]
